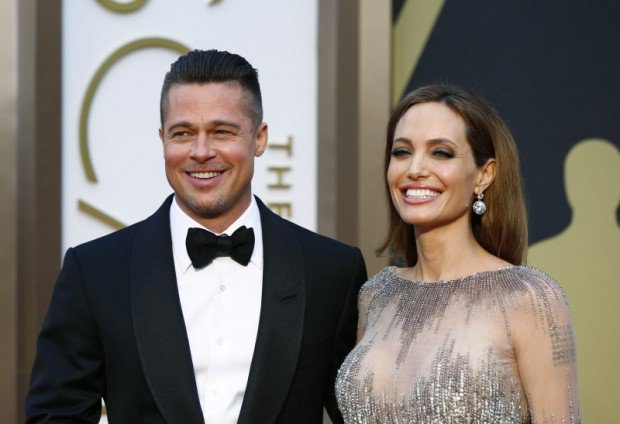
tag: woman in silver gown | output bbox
[336,85,579,423]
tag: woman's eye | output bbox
[433,149,455,159]
[391,148,411,157]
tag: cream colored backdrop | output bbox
[62,0,318,251]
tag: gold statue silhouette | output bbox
[528,138,620,423]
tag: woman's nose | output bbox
[406,155,430,179]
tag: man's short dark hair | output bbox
[160,49,263,129]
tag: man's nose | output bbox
[190,133,215,161]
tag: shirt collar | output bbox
[169,195,264,273]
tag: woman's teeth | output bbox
[406,189,439,199]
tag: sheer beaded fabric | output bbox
[336,266,579,423]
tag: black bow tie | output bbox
[186,226,255,268]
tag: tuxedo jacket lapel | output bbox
[130,196,305,424]
[130,196,204,424]
[237,199,306,424]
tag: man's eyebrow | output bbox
[165,120,242,133]
[166,121,193,133]
[211,120,242,130]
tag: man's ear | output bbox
[159,128,164,142]
[255,122,268,157]
[475,158,496,194]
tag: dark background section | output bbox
[396,0,620,243]
[392,0,406,22]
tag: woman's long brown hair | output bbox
[377,84,528,266]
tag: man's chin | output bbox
[174,194,225,217]
[188,200,228,219]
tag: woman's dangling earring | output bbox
[472,192,486,215]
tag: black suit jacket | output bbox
[26,196,367,423]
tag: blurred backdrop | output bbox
[1,0,617,422]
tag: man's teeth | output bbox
[406,189,439,199]
[190,171,222,179]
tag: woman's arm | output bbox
[514,271,580,423]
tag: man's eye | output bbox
[172,130,189,138]
[214,129,232,136]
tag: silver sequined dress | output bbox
[336,266,579,423]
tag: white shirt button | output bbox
[217,338,223,346]
[219,284,226,292]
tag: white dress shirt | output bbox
[170,195,263,423]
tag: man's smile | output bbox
[188,171,223,179]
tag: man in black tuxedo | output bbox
[26,49,367,423]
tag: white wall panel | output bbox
[62,0,317,250]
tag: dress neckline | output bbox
[387,265,523,285]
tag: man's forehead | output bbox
[167,81,244,99]
[162,82,255,127]
[163,82,255,122]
